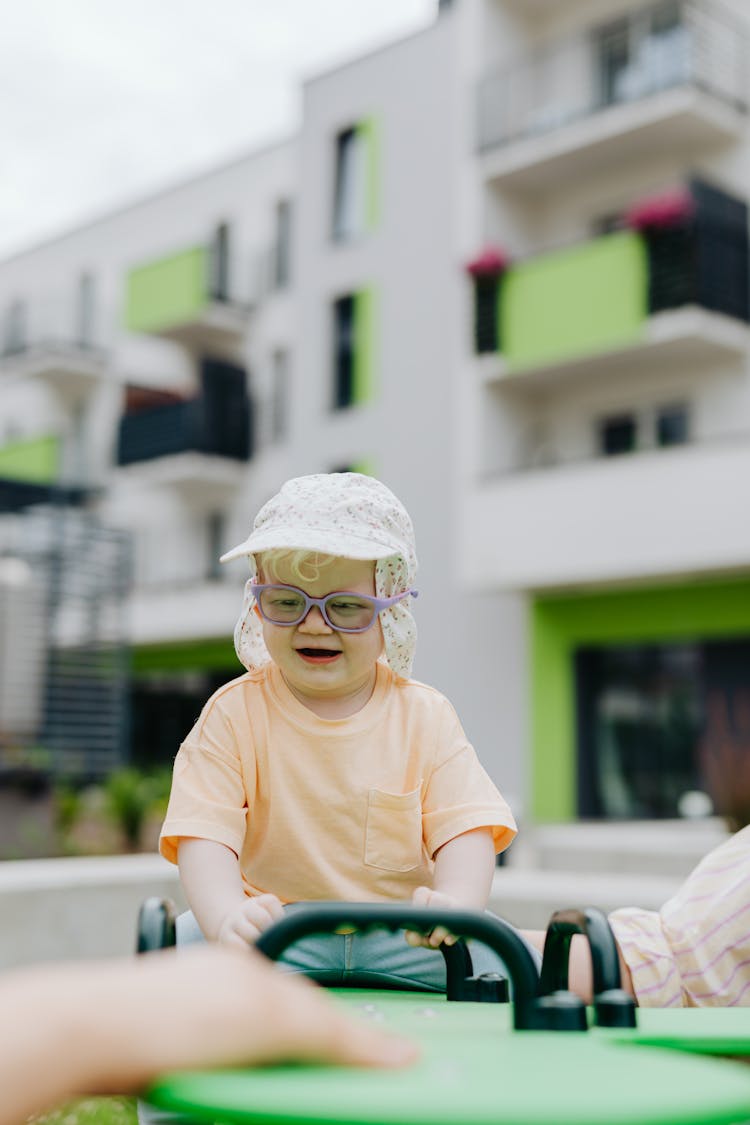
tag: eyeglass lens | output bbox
[258,588,377,630]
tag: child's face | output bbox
[257,554,384,710]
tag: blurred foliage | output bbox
[53,781,82,836]
[47,767,172,855]
[29,1096,136,1124]
[104,767,172,850]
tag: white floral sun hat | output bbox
[220,472,418,678]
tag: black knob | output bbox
[594,988,637,1028]
[534,990,588,1031]
[460,972,510,1003]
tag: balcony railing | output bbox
[117,396,251,466]
[477,0,748,154]
[463,433,750,591]
[472,179,749,377]
[125,246,250,352]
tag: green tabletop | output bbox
[146,992,750,1125]
[606,1006,750,1055]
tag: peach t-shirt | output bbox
[160,661,516,903]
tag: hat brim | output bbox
[220,528,402,565]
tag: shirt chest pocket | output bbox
[364,784,423,872]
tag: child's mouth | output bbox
[296,648,342,664]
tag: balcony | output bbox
[461,437,750,591]
[472,190,750,387]
[117,390,252,501]
[478,0,748,191]
[124,246,251,356]
[0,305,106,402]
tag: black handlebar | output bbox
[255,902,543,1029]
[539,907,637,1028]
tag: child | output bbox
[159,471,518,988]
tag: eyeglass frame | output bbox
[250,582,418,633]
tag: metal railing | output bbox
[477,0,748,152]
[0,507,132,779]
[117,397,251,465]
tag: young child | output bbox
[159,471,518,988]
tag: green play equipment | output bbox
[138,901,750,1125]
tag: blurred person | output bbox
[159,471,519,989]
[519,822,750,1008]
[0,942,417,1125]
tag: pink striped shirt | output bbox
[609,826,750,1007]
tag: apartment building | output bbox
[0,0,748,828]
[458,0,750,826]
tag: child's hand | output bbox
[217,893,285,949]
[405,886,460,949]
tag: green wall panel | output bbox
[358,117,380,232]
[0,434,59,483]
[125,246,207,333]
[531,578,750,822]
[501,231,648,368]
[132,638,240,676]
[353,288,376,405]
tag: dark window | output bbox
[576,638,750,821]
[210,222,231,302]
[200,357,252,460]
[656,404,689,447]
[598,413,637,456]
[332,295,356,409]
[273,200,292,289]
[332,127,363,242]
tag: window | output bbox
[332,127,366,242]
[598,413,637,456]
[332,295,356,408]
[3,300,26,356]
[206,511,225,581]
[576,638,750,820]
[209,222,231,302]
[77,273,96,348]
[597,404,690,457]
[596,1,687,108]
[269,349,289,443]
[656,403,689,447]
[273,200,292,289]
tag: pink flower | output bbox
[465,246,511,278]
[624,188,695,231]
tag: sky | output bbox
[0,0,436,260]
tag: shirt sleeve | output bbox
[421,697,517,859]
[609,825,749,1007]
[159,696,252,865]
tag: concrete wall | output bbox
[0,854,185,970]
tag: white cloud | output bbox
[0,0,434,258]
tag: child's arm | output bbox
[178,838,284,947]
[520,929,634,1004]
[408,826,496,948]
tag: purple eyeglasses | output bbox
[250,583,418,633]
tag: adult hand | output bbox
[404,886,459,949]
[217,893,285,948]
[0,944,420,1125]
